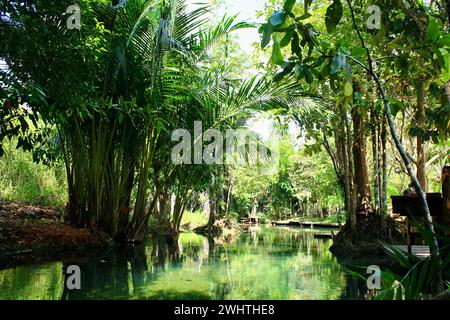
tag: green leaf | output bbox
[384,245,412,268]
[426,16,441,42]
[284,0,296,13]
[271,37,284,65]
[291,32,302,57]
[344,82,353,97]
[325,0,343,33]
[330,53,345,74]
[441,68,450,82]
[389,38,404,50]
[437,34,450,46]
[298,13,312,20]
[294,64,304,79]
[409,127,424,137]
[269,11,286,29]
[350,46,366,57]
[274,61,295,81]
[416,258,430,294]
[304,0,313,13]
[260,23,273,49]
[314,56,325,67]
[389,99,402,118]
[305,67,314,84]
[280,30,294,47]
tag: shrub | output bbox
[0,140,67,208]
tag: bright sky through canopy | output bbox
[214,0,266,54]
[207,0,303,146]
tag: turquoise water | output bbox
[0,226,359,300]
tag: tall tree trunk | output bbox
[333,130,350,213]
[346,0,443,294]
[352,100,373,214]
[343,107,357,232]
[380,115,388,213]
[370,105,380,214]
[225,183,232,215]
[207,187,216,227]
[416,81,428,192]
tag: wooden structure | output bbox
[385,245,430,260]
[271,220,340,229]
[391,192,442,254]
[442,166,450,227]
[248,204,259,225]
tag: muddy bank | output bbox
[0,201,111,269]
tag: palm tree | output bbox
[1,0,328,242]
[61,0,257,241]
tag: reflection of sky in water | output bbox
[0,227,351,300]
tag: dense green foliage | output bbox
[0,139,67,207]
[0,0,450,301]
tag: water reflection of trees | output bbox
[0,263,64,300]
[1,227,356,300]
[62,236,182,299]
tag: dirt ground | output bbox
[0,201,111,268]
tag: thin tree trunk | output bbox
[346,0,443,294]
[371,105,380,214]
[416,81,428,192]
[207,187,216,227]
[380,115,388,213]
[343,106,356,232]
[333,130,350,213]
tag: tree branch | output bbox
[345,0,443,294]
[426,147,450,168]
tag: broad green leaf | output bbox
[389,99,403,118]
[269,11,286,29]
[409,127,424,137]
[389,38,405,50]
[416,258,429,294]
[325,0,343,33]
[274,61,295,82]
[330,53,345,74]
[313,56,325,68]
[437,34,450,46]
[284,0,296,13]
[439,49,450,81]
[294,64,304,79]
[427,16,441,42]
[260,23,273,49]
[280,30,294,47]
[351,46,366,57]
[441,68,450,82]
[305,67,314,84]
[304,0,313,13]
[344,81,353,97]
[271,36,284,65]
[291,32,302,57]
